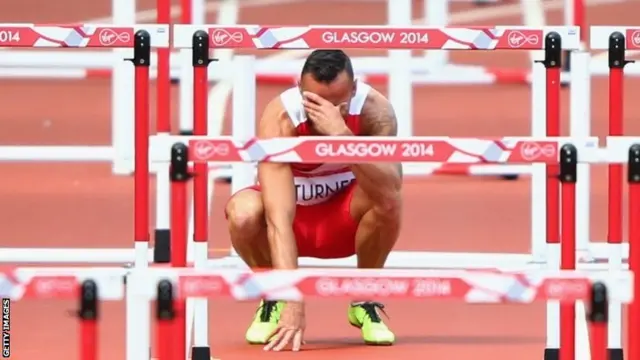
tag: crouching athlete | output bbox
[225,49,403,351]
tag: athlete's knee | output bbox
[226,190,265,235]
[372,190,402,222]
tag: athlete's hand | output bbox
[302,92,351,136]
[264,302,306,352]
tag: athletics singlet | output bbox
[279,82,371,206]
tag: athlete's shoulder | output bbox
[360,86,397,136]
[258,93,296,138]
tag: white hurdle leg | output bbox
[127,247,151,360]
[423,0,449,69]
[155,149,171,263]
[570,50,594,360]
[115,0,150,356]
[111,0,135,175]
[530,57,560,354]
[530,55,547,264]
[229,55,258,253]
[186,173,216,358]
[178,48,194,135]
[387,0,413,139]
[191,0,206,24]
[569,51,592,262]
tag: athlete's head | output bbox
[299,50,356,107]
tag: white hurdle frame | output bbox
[0,0,139,174]
[158,24,586,359]
[0,24,171,265]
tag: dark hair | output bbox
[300,50,354,83]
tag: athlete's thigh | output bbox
[294,184,359,258]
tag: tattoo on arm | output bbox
[361,94,402,179]
[362,96,398,137]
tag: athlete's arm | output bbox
[345,90,403,212]
[257,98,299,269]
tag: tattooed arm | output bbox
[340,89,403,212]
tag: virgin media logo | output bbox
[520,142,556,161]
[631,30,640,48]
[98,28,131,46]
[192,140,230,160]
[210,29,244,46]
[506,30,540,48]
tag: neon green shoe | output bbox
[348,302,395,345]
[245,300,285,344]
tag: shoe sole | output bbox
[349,321,394,346]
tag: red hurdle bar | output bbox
[156,0,172,136]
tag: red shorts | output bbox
[231,183,359,259]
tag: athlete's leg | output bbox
[350,185,402,268]
[225,189,272,268]
[347,184,401,345]
[226,189,283,344]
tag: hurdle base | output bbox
[191,346,212,360]
[609,348,624,360]
[544,348,558,360]
[153,229,171,263]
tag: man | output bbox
[225,49,403,351]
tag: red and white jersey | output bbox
[279,82,371,206]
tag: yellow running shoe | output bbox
[348,302,395,345]
[245,300,284,344]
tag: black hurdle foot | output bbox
[192,346,212,360]
[608,348,624,360]
[153,229,171,263]
[543,348,559,360]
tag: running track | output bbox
[0,0,639,358]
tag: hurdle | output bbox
[228,0,548,86]
[184,24,581,196]
[0,26,168,360]
[163,26,581,261]
[148,24,593,358]
[0,0,206,175]
[152,129,640,360]
[0,266,629,360]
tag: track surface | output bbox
[1,0,639,358]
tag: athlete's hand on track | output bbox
[302,92,351,136]
[264,302,306,352]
